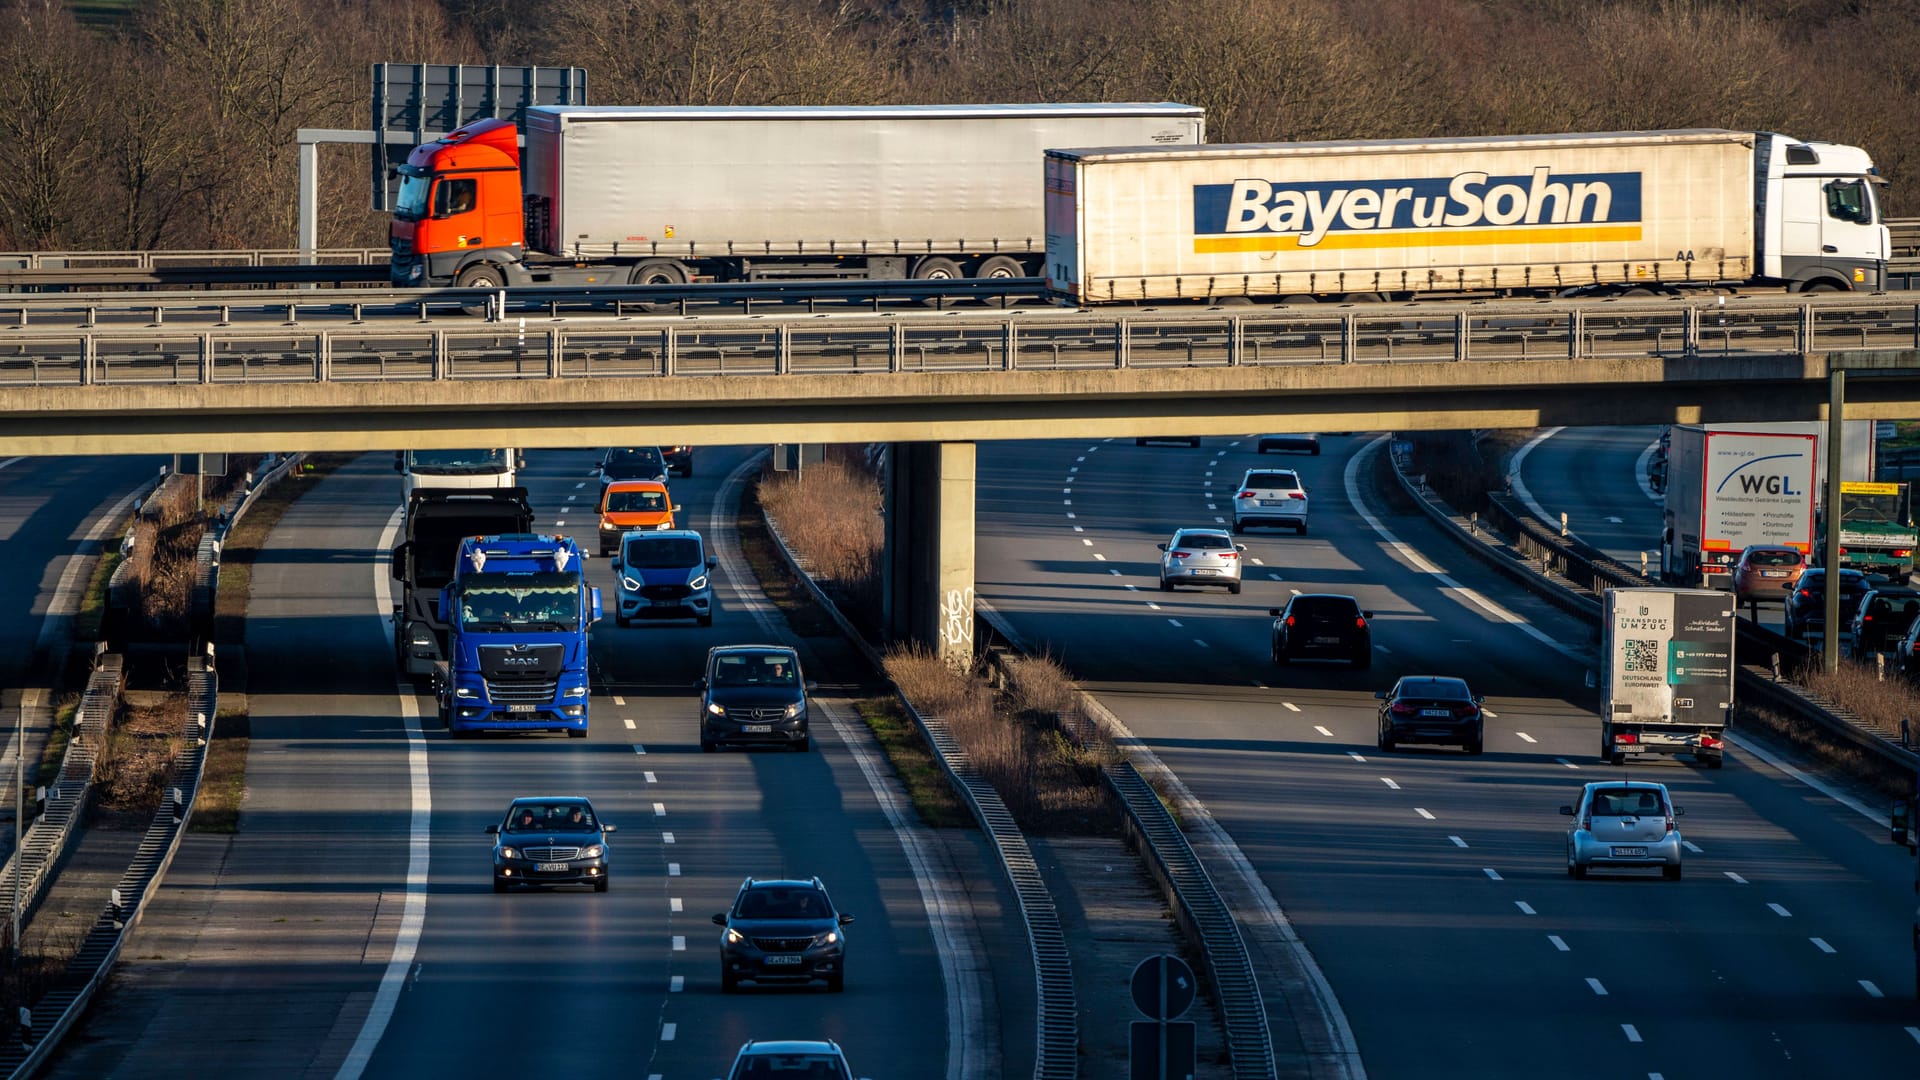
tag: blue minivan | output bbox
[611,529,716,627]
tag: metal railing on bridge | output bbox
[4,294,1920,387]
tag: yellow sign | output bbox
[1841,481,1903,495]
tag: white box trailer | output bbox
[1661,426,1818,587]
[1045,129,1889,303]
[1601,588,1733,767]
[521,103,1205,277]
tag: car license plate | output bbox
[765,955,803,965]
[1420,708,1451,718]
[743,724,773,733]
[1259,498,1287,506]
[536,862,568,873]
[1611,847,1647,857]
[1193,568,1216,575]
[1313,636,1341,644]
[1761,570,1787,578]
[652,598,679,606]
[507,704,537,713]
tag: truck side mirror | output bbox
[589,587,603,623]
[1894,798,1913,846]
[394,453,404,473]
[390,542,409,580]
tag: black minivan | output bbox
[698,645,815,752]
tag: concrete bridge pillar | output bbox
[882,441,976,667]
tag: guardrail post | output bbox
[199,333,212,383]
[80,333,96,385]
[1002,321,1016,371]
[1115,319,1128,368]
[283,303,298,327]
[775,324,792,375]
[317,332,331,382]
[1453,311,1469,362]
[890,321,904,373]
[547,329,562,378]
[1568,310,1583,360]
[1225,316,1241,366]
[661,328,675,377]
[1682,305,1700,354]
[1341,312,1358,363]
[1799,301,1815,353]
[433,330,449,380]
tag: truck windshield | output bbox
[457,571,581,630]
[1841,492,1911,523]
[409,449,512,475]
[395,168,431,223]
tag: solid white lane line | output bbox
[623,717,636,729]
[1728,731,1894,830]
[669,976,684,993]
[1555,757,1580,769]
[661,1022,677,1041]
[1586,977,1608,996]
[653,803,667,817]
[1767,903,1791,917]
[1515,732,1537,743]
[662,832,675,844]
[338,506,434,1080]
[1314,725,1333,736]
[643,772,657,784]
[1682,840,1703,853]
[1724,872,1748,884]
[1515,901,1536,915]
[1194,639,1210,648]
[1507,426,1566,526]
[1380,777,1400,790]
[1347,436,1588,661]
[1347,751,1366,763]
[1622,1025,1642,1043]
[1548,935,1569,952]
[670,897,682,912]
[1415,808,1435,820]
[671,936,685,951]
[1284,703,1302,713]
[668,863,680,876]
[1449,836,1469,848]
[1482,867,1501,880]
[1860,980,1884,998]
[1811,937,1835,954]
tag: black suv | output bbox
[487,796,615,893]
[1850,585,1920,656]
[596,446,668,488]
[699,645,813,751]
[1783,567,1870,641]
[661,445,694,478]
[714,876,853,992]
[1270,594,1373,668]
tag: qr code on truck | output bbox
[1623,639,1661,673]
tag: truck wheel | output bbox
[456,263,504,317]
[912,257,965,307]
[630,260,690,312]
[974,256,1025,307]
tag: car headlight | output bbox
[499,847,518,860]
[564,685,587,698]
[784,702,804,719]
[655,522,672,531]
[599,519,619,531]
[621,575,642,591]
[688,575,708,591]
[582,844,603,859]
[707,702,726,716]
[454,687,475,699]
[819,931,838,945]
[725,928,745,945]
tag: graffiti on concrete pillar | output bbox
[940,586,975,658]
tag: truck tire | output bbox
[456,263,504,317]
[912,257,965,307]
[973,255,1025,308]
[630,260,691,313]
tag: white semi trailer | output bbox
[1044,129,1889,303]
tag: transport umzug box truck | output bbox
[436,534,601,737]
[1601,587,1734,768]
[390,487,534,679]
[1044,130,1888,303]
[388,103,1205,290]
[1661,426,1818,589]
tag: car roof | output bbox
[628,529,702,541]
[1581,780,1669,794]
[1171,527,1232,539]
[1243,466,1300,477]
[743,877,824,891]
[711,644,798,658]
[604,479,668,491]
[1394,675,1469,692]
[507,795,593,806]
[738,1039,843,1056]
[1290,592,1358,603]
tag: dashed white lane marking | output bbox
[1214,517,1226,524]
[566,494,576,502]
[1147,602,1161,610]
[1481,708,1498,719]
[670,897,683,912]
[1074,526,1085,533]
[1650,1072,1665,1080]
[1811,937,1835,954]
[1380,777,1400,790]
[1109,568,1121,576]
[662,832,675,844]
[1586,977,1608,996]
[1621,1025,1642,1044]
[633,744,647,755]
[1414,807,1435,820]
[1168,618,1183,627]
[1347,751,1366,763]
[1482,867,1501,880]
[623,717,636,729]
[667,863,680,876]
[1905,1026,1920,1045]
[1093,554,1107,562]
[1070,466,1079,473]
[1682,840,1703,854]
[1063,488,1072,494]
[614,696,629,706]
[1206,505,1217,511]
[1066,512,1076,519]
[1203,480,1212,487]
[553,520,566,527]
[1348,436,1589,662]
[1554,757,1580,769]
[1548,935,1569,952]
[1314,725,1333,736]
[1076,456,1086,462]
[1205,471,1213,478]
[1377,646,1392,654]
[671,936,685,951]
[1081,538,1093,547]
[653,802,667,817]
[1516,732,1537,743]
[1270,573,1284,582]
[669,976,684,993]
[644,772,657,784]
[1515,901,1536,915]
[1860,980,1884,998]
[1063,499,1073,506]
[1283,703,1301,713]
[1449,836,1469,848]
[1718,870,1747,885]
[1194,639,1210,649]
[1767,903,1791,917]
[661,1022,677,1041]
[1125,584,1139,591]
[1251,558,1265,566]
[574,482,586,489]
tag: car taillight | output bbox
[1665,817,1677,834]
[1390,701,1416,715]
[1797,589,1812,599]
[1699,734,1721,749]
[1285,615,1296,626]
[1170,551,1190,559]
[1288,492,1306,500]
[1897,550,1913,558]
[1218,552,1238,559]
[1355,617,1367,628]
[1238,490,1257,498]
[1615,732,1639,744]
[1454,703,1479,718]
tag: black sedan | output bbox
[488,796,615,892]
[1377,676,1484,754]
[1270,594,1372,668]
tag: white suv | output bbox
[1233,468,1309,534]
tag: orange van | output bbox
[599,480,679,554]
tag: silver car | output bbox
[1158,529,1245,594]
[1232,468,1309,534]
[1562,781,1685,880]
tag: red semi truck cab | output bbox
[389,118,526,288]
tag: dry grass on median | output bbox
[91,695,186,823]
[755,452,883,633]
[190,708,250,834]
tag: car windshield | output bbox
[1591,788,1666,816]
[732,1054,849,1080]
[712,653,798,687]
[504,803,597,832]
[736,887,830,919]
[1176,533,1232,550]
[1245,472,1299,490]
[1291,596,1359,619]
[605,489,668,513]
[1745,550,1800,567]
[603,449,664,478]
[1398,678,1469,700]
[457,572,582,630]
[626,537,702,569]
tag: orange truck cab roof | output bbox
[405,117,521,171]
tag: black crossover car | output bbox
[1270,594,1372,668]
[1377,676,1485,754]
[715,877,853,992]
[1783,567,1870,641]
[699,645,814,751]
[487,796,615,892]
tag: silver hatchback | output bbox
[1562,781,1685,880]
[1158,529,1246,594]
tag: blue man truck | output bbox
[392,488,534,681]
[436,534,601,737]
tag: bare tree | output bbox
[0,0,99,248]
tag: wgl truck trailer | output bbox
[1661,427,1818,588]
[1045,129,1888,303]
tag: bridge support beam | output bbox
[883,441,976,666]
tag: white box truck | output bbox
[390,103,1205,289]
[1661,426,1818,588]
[1601,587,1734,768]
[1044,129,1889,303]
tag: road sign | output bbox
[1129,954,1196,1020]
[1130,1020,1196,1080]
[368,63,588,210]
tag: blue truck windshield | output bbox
[457,571,582,630]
